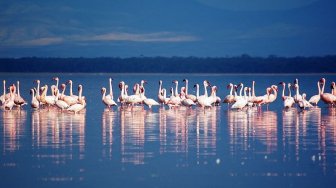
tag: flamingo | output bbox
[320,78,336,106]
[283,83,295,108]
[308,81,321,106]
[279,82,288,100]
[125,83,143,107]
[210,86,221,106]
[3,85,15,110]
[66,80,78,100]
[268,85,278,105]
[67,85,86,114]
[298,93,313,110]
[52,77,61,98]
[161,88,170,105]
[331,82,336,96]
[251,81,265,106]
[158,80,165,105]
[167,87,181,108]
[0,80,9,105]
[61,83,78,106]
[183,79,197,102]
[194,83,212,109]
[180,89,195,107]
[101,87,117,108]
[30,88,39,109]
[293,79,302,103]
[231,84,248,110]
[14,81,27,108]
[54,88,70,111]
[118,81,128,105]
[142,87,159,109]
[34,80,44,105]
[223,83,235,107]
[40,85,56,108]
[231,87,248,110]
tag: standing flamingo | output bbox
[320,78,336,106]
[308,81,321,106]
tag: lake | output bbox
[1,73,336,188]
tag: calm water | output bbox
[1,73,336,188]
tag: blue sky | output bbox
[0,0,335,57]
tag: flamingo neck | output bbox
[239,84,243,97]
[321,81,325,94]
[288,85,292,97]
[70,82,73,96]
[3,81,5,96]
[109,79,113,99]
[252,82,255,97]
[196,85,199,98]
[244,89,247,99]
[31,90,34,101]
[185,80,189,95]
[121,84,125,98]
[203,83,208,97]
[163,89,167,98]
[282,84,285,98]
[229,85,233,96]
[159,82,162,95]
[102,89,106,100]
[36,82,40,97]
[296,85,300,96]
[56,79,59,88]
[17,81,20,97]
[317,81,321,95]
[175,82,178,97]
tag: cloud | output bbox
[0,31,199,47]
[79,32,199,42]
[21,37,64,46]
[196,0,318,11]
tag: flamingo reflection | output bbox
[2,110,26,154]
[102,109,117,160]
[31,109,85,181]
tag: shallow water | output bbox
[1,73,336,188]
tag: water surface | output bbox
[1,73,336,188]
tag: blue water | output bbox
[1,73,336,188]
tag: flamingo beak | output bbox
[193,84,197,88]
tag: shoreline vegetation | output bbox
[1,55,336,73]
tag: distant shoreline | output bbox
[1,55,336,73]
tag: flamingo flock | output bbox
[1,77,336,112]
[0,77,86,113]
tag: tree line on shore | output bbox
[1,55,335,73]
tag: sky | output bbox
[0,0,336,57]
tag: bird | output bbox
[54,88,70,111]
[0,80,9,105]
[66,80,79,100]
[308,81,321,106]
[293,79,302,103]
[223,83,235,107]
[30,88,39,109]
[298,93,313,110]
[183,79,197,102]
[319,78,336,106]
[210,86,221,106]
[40,85,56,109]
[101,87,117,108]
[14,81,27,108]
[67,85,86,114]
[4,85,15,110]
[231,87,248,110]
[142,86,160,109]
